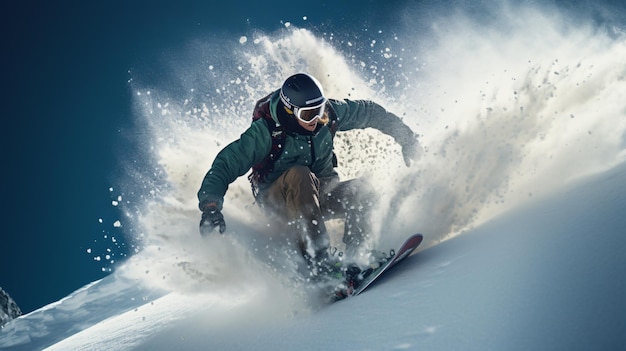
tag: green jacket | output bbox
[198,90,416,210]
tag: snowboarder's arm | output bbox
[330,99,422,166]
[197,120,271,210]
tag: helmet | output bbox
[280,73,328,122]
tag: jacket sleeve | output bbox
[330,99,417,148]
[197,120,271,210]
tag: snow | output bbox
[2,4,625,350]
[1,162,625,350]
[0,289,21,329]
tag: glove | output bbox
[199,203,226,236]
[400,133,422,167]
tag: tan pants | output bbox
[258,165,375,259]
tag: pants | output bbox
[257,165,375,260]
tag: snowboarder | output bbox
[198,72,420,279]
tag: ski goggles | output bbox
[293,101,327,123]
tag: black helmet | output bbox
[280,73,327,122]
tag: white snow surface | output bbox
[2,4,625,350]
[1,163,625,350]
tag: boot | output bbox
[303,249,343,281]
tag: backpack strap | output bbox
[326,101,339,167]
[248,93,286,198]
[326,100,339,137]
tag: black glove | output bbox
[199,203,226,236]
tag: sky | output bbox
[2,0,625,319]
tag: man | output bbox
[198,72,420,280]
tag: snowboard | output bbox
[341,233,424,299]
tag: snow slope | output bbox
[117,159,626,351]
[1,161,624,350]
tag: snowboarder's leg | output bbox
[259,166,331,262]
[319,177,377,257]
